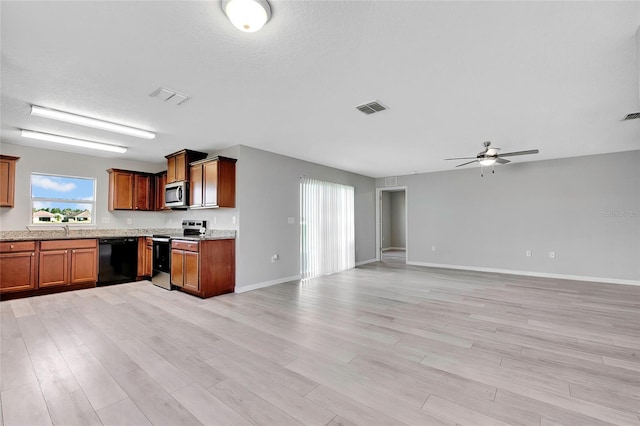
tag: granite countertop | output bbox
[0,228,236,242]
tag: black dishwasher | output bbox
[98,237,138,286]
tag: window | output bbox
[300,177,355,279]
[30,173,96,225]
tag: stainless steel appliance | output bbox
[98,237,138,286]
[164,181,189,208]
[151,236,172,289]
[151,220,207,290]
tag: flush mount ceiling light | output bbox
[222,0,271,33]
[30,105,155,139]
[21,129,127,154]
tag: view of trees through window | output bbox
[31,173,96,224]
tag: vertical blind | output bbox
[300,177,355,280]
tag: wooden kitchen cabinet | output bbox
[171,240,199,291]
[39,239,97,288]
[170,238,234,298]
[154,171,170,211]
[0,241,37,293]
[189,156,237,209]
[137,237,153,278]
[107,169,155,211]
[165,149,207,183]
[0,155,20,208]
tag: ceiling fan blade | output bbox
[445,157,477,160]
[498,149,539,158]
[495,158,510,164]
[456,160,478,167]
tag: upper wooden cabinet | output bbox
[165,149,207,183]
[0,155,19,208]
[154,171,170,211]
[107,169,155,211]
[189,156,237,209]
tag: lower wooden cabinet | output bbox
[137,237,153,278]
[39,239,97,288]
[170,238,235,298]
[0,241,37,293]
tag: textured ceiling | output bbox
[1,1,639,178]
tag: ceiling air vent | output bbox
[356,100,388,115]
[622,112,640,121]
[149,87,190,106]
[384,177,398,187]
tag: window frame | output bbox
[30,172,97,227]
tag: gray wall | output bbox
[376,151,640,282]
[235,145,376,290]
[390,191,406,248]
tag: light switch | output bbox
[288,217,295,224]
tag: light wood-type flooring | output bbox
[1,262,639,425]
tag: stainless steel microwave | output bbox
[165,181,189,208]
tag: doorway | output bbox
[376,187,408,264]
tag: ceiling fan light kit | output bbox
[445,141,539,177]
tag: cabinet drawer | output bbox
[40,239,97,250]
[0,241,36,252]
[171,240,199,252]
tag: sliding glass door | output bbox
[300,177,355,279]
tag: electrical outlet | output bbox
[526,250,531,257]
[101,217,110,224]
[287,217,295,224]
[213,217,217,224]
[232,216,236,224]
[549,251,556,259]
[271,254,279,263]
[126,218,132,225]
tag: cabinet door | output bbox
[0,157,17,208]
[109,170,134,210]
[203,160,218,207]
[39,249,69,287]
[144,244,153,277]
[171,249,184,287]
[70,248,97,284]
[167,156,176,183]
[175,152,187,182]
[0,251,37,293]
[189,164,203,208]
[155,172,168,211]
[134,174,153,211]
[183,251,199,292]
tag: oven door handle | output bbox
[151,237,171,243]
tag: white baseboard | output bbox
[407,261,640,287]
[381,247,406,252]
[235,275,302,293]
[356,258,377,266]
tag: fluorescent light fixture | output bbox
[222,0,271,33]
[30,105,155,139]
[21,129,127,154]
[479,158,497,166]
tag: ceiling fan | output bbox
[445,141,539,176]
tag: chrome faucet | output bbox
[64,224,70,236]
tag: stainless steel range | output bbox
[151,220,207,290]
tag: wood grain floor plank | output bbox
[207,378,304,426]
[96,398,152,426]
[171,383,252,426]
[0,382,51,426]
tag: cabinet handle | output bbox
[31,253,35,256]
[65,250,68,253]
[10,244,14,249]
[72,250,76,253]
